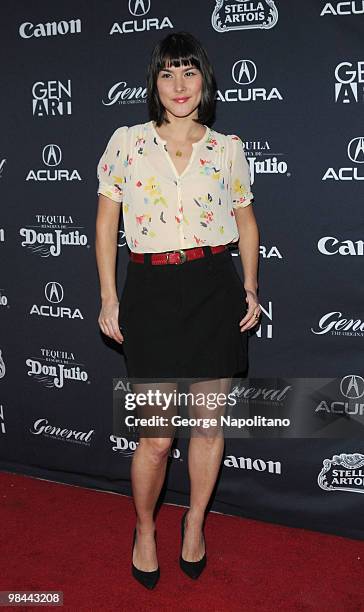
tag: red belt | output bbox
[130,245,227,265]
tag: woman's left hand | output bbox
[239,289,261,332]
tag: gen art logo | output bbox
[334,61,364,103]
[32,79,72,117]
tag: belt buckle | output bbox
[166,249,187,264]
[177,249,187,264]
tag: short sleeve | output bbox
[229,135,254,209]
[96,126,128,203]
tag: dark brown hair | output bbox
[146,31,217,127]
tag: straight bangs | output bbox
[158,54,201,73]
[157,32,201,71]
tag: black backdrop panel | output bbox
[1,1,364,540]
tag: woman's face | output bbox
[156,61,203,121]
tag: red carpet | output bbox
[0,471,363,612]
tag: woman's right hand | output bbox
[98,299,125,344]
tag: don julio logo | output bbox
[211,0,278,32]
[20,214,89,258]
[110,435,181,459]
[243,139,289,185]
[26,347,89,388]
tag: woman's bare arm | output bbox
[233,204,261,332]
[95,194,124,344]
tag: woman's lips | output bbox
[173,97,190,103]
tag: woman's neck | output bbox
[155,114,204,142]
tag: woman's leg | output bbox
[130,381,177,571]
[183,377,231,561]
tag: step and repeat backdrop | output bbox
[1,1,364,539]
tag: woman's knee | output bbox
[190,426,224,442]
[139,437,173,462]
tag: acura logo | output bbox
[128,0,150,16]
[340,375,364,399]
[45,282,64,304]
[347,137,364,164]
[231,60,257,85]
[42,144,62,167]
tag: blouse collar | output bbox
[149,120,210,148]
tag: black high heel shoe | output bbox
[179,510,207,579]
[131,528,160,589]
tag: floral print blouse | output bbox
[96,120,254,253]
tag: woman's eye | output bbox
[185,71,195,77]
[160,73,171,78]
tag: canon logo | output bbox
[19,19,81,38]
[224,455,281,474]
[318,236,364,255]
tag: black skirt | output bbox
[118,246,249,381]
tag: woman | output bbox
[95,32,260,589]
